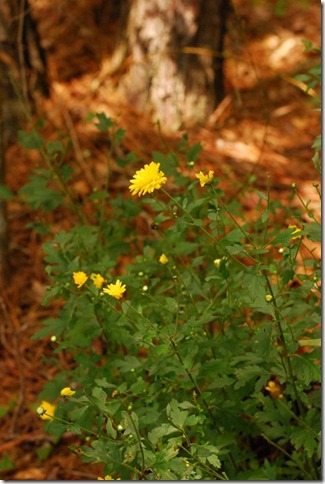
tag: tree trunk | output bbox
[0,0,49,282]
[118,0,229,130]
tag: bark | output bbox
[118,0,229,130]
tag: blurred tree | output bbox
[0,0,48,281]
[110,0,230,130]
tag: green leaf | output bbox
[36,444,53,462]
[106,418,117,439]
[304,222,321,242]
[261,208,270,224]
[91,387,108,411]
[88,112,114,131]
[185,142,203,163]
[19,175,64,211]
[166,400,188,428]
[220,229,243,246]
[121,411,139,436]
[207,453,221,469]
[172,241,199,255]
[46,140,65,155]
[291,354,321,386]
[290,426,319,458]
[114,127,125,145]
[148,423,179,446]
[67,423,82,435]
[116,151,139,168]
[31,317,66,339]
[271,228,294,246]
[0,454,15,472]
[297,338,321,347]
[281,268,295,284]
[18,130,43,150]
[0,184,14,200]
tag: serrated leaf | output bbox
[92,112,114,131]
[290,426,319,458]
[166,399,188,428]
[291,354,321,386]
[106,418,117,439]
[148,423,178,446]
[207,453,221,469]
[91,387,108,411]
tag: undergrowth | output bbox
[3,40,321,482]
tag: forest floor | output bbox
[1,1,321,480]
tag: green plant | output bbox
[16,111,321,480]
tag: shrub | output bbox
[15,109,321,480]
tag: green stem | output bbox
[262,270,305,417]
[169,338,238,474]
[161,188,251,269]
[261,433,315,480]
[179,444,228,480]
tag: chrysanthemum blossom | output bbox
[73,271,88,288]
[265,380,283,399]
[37,400,56,420]
[91,273,106,288]
[103,279,126,300]
[159,253,169,264]
[60,387,76,397]
[195,170,214,187]
[129,161,167,197]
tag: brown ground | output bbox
[0,1,321,480]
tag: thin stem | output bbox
[262,270,305,417]
[120,401,146,472]
[161,188,250,269]
[169,338,238,473]
[261,433,315,480]
[179,444,228,480]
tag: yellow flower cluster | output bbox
[128,162,215,197]
[72,272,126,300]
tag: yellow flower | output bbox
[265,380,283,399]
[97,476,120,481]
[37,400,56,420]
[103,279,126,300]
[265,294,273,302]
[159,253,169,264]
[288,224,302,241]
[91,273,106,288]
[73,271,88,288]
[129,161,167,197]
[195,170,214,187]
[60,387,76,397]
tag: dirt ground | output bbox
[0,1,321,480]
